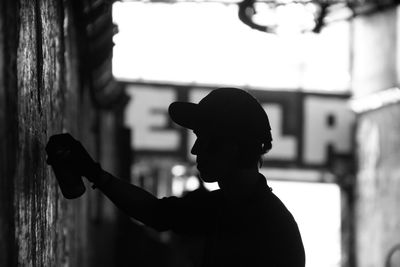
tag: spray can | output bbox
[46,147,86,199]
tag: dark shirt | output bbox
[148,175,305,267]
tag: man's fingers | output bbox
[46,149,72,165]
[46,133,76,154]
[46,133,77,167]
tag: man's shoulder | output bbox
[252,188,300,230]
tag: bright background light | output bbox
[269,180,342,267]
[171,164,186,177]
[112,2,350,92]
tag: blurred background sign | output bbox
[123,83,355,169]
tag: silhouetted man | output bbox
[46,88,305,267]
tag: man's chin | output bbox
[198,172,218,183]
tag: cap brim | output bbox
[168,102,200,130]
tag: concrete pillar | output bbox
[351,7,400,267]
[352,8,398,97]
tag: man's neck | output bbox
[218,167,260,202]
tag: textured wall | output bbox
[351,6,400,267]
[355,104,400,267]
[0,0,94,266]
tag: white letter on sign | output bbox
[124,86,180,150]
[303,96,354,164]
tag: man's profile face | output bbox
[190,131,235,183]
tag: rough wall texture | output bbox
[0,0,96,266]
[355,104,400,267]
[351,7,400,267]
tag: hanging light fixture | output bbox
[238,0,400,34]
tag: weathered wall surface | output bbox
[0,0,95,266]
[352,7,400,267]
[355,104,400,267]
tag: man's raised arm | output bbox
[45,133,160,226]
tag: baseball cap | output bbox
[168,87,272,143]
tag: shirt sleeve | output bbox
[147,189,219,235]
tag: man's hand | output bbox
[46,133,101,182]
